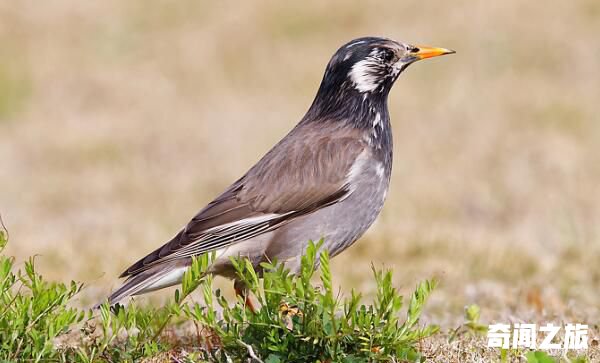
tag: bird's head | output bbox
[324,37,455,95]
[304,37,454,125]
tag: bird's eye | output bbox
[382,50,395,62]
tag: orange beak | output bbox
[413,45,455,60]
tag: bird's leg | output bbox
[233,279,256,313]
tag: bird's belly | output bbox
[267,161,390,269]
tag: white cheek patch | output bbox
[349,58,383,93]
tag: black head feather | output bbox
[303,37,416,127]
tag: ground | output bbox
[1,1,599,361]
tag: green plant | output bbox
[448,303,487,342]
[526,351,556,363]
[182,240,439,362]
[72,301,171,362]
[0,227,85,362]
[0,225,172,362]
[525,351,588,363]
[0,227,439,362]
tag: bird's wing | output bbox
[120,124,365,277]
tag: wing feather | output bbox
[120,123,365,278]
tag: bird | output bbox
[104,36,454,306]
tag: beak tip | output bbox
[413,45,456,60]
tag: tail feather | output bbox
[98,261,190,308]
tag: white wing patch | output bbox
[202,214,281,233]
[169,212,294,259]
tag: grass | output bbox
[2,227,595,362]
[0,230,441,362]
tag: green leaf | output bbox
[465,304,480,322]
[526,351,557,363]
[265,354,282,363]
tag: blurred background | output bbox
[1,1,599,326]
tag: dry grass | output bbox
[1,1,600,360]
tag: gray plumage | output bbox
[105,37,454,305]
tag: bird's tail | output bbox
[97,261,190,308]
